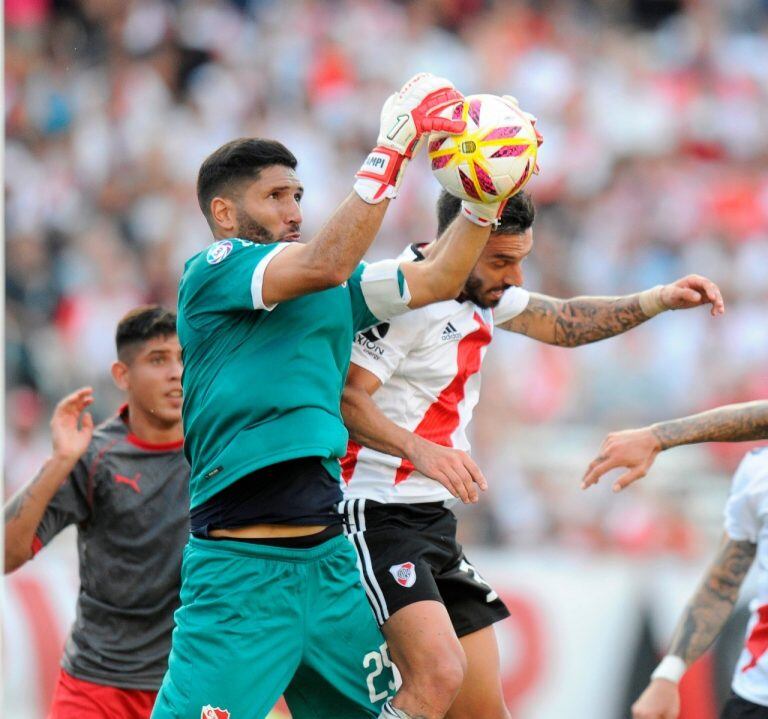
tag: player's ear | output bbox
[111,360,130,392]
[210,196,237,235]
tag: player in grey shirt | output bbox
[4,306,189,719]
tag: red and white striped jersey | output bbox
[725,447,768,707]
[341,245,530,504]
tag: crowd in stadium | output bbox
[6,0,768,549]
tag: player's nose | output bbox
[285,198,302,225]
[168,358,183,381]
[505,266,523,287]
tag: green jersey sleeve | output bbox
[347,259,412,334]
[180,239,289,327]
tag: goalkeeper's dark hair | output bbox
[116,306,177,363]
[435,189,535,238]
[197,138,298,226]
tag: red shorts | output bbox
[48,668,158,719]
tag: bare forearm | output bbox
[425,217,490,298]
[306,193,389,282]
[504,293,652,347]
[4,456,75,572]
[555,294,652,346]
[668,538,755,665]
[404,217,490,306]
[652,401,768,450]
[341,386,415,459]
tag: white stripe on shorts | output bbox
[339,499,390,625]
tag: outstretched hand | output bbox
[51,387,95,463]
[582,426,661,492]
[661,275,724,316]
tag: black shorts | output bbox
[721,692,768,719]
[339,499,510,637]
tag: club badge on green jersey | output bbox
[207,240,233,265]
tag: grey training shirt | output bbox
[33,406,190,690]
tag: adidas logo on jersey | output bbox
[441,322,461,341]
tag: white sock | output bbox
[378,701,415,719]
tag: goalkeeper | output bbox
[152,74,505,719]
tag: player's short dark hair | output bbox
[197,138,298,226]
[116,306,177,363]
[435,189,535,238]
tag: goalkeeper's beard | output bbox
[234,209,286,245]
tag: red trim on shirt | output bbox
[118,404,184,452]
[124,434,184,452]
[31,535,43,556]
[394,312,491,484]
[341,440,364,484]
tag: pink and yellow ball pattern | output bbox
[428,94,539,203]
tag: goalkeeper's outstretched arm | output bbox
[262,73,466,307]
[401,214,492,308]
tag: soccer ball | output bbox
[427,94,539,203]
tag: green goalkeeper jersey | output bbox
[177,238,410,509]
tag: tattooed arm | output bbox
[668,534,756,663]
[4,388,94,573]
[631,535,756,719]
[498,274,723,347]
[498,293,651,347]
[583,401,768,492]
[653,402,768,449]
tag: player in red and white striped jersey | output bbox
[632,448,768,719]
[340,190,725,719]
[341,240,527,505]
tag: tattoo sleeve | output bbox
[668,537,756,664]
[652,401,768,450]
[501,293,651,347]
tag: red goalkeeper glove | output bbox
[355,73,466,204]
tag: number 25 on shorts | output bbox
[364,642,399,703]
